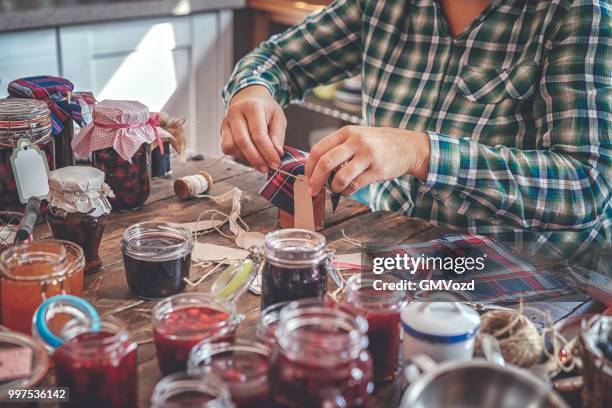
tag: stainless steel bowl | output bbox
[401,360,569,408]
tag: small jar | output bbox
[0,240,84,334]
[53,316,138,408]
[0,99,54,212]
[188,340,272,408]
[152,141,172,178]
[121,221,193,299]
[151,372,233,408]
[269,301,373,407]
[152,293,239,376]
[47,166,113,274]
[342,274,407,382]
[260,229,332,309]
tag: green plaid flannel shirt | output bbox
[223,0,611,261]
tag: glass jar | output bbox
[152,293,239,376]
[92,143,151,211]
[121,221,193,299]
[260,229,332,309]
[188,340,272,408]
[268,301,373,407]
[0,240,84,334]
[0,99,54,212]
[341,274,407,382]
[47,166,112,275]
[53,316,138,408]
[151,372,233,408]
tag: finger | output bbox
[309,144,355,196]
[228,115,267,172]
[220,120,240,157]
[343,169,378,196]
[305,128,349,179]
[330,155,370,193]
[268,108,287,156]
[245,103,280,168]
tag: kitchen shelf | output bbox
[298,94,364,125]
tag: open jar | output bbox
[152,293,239,376]
[0,240,84,334]
[151,372,233,408]
[47,166,113,274]
[121,221,193,299]
[268,300,373,407]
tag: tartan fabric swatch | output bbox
[259,145,340,215]
[369,234,576,305]
[8,76,95,136]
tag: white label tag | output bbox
[192,243,249,262]
[10,138,50,204]
[293,178,315,231]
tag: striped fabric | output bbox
[223,0,611,263]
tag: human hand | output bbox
[304,125,430,196]
[221,85,286,173]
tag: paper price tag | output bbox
[293,178,315,231]
[0,347,33,382]
[10,138,50,204]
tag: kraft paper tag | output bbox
[179,219,225,234]
[235,231,265,250]
[0,347,33,382]
[10,138,50,204]
[192,243,249,262]
[293,178,315,231]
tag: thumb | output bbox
[268,107,287,156]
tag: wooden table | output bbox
[34,158,596,407]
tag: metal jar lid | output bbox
[0,99,52,148]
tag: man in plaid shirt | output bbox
[221,0,611,262]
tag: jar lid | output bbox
[211,260,256,302]
[400,302,480,342]
[121,221,194,261]
[0,99,52,147]
[49,166,106,193]
[48,166,113,215]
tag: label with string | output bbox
[10,138,50,204]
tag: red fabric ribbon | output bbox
[93,114,164,154]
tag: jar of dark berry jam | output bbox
[0,99,54,212]
[47,166,113,275]
[152,293,239,376]
[268,300,373,407]
[121,221,193,299]
[260,229,333,309]
[0,240,84,334]
[53,316,138,408]
[188,340,272,408]
[151,372,233,408]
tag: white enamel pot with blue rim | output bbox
[401,302,480,363]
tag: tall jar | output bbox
[0,99,54,212]
[151,372,233,408]
[260,229,332,309]
[0,240,84,333]
[268,301,373,407]
[47,166,113,274]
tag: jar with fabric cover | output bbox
[46,166,113,274]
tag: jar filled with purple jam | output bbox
[151,372,233,408]
[260,229,332,309]
[121,221,193,299]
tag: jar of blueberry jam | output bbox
[53,317,138,408]
[152,293,239,376]
[121,221,193,299]
[189,340,272,408]
[260,229,332,309]
[151,372,233,408]
[268,301,373,407]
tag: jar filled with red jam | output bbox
[188,340,272,408]
[151,372,233,408]
[260,229,332,309]
[341,274,407,382]
[0,240,84,334]
[47,166,113,275]
[53,316,138,408]
[269,301,373,407]
[0,99,54,212]
[121,221,193,299]
[152,293,239,376]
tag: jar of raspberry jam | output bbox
[152,293,239,376]
[0,240,84,334]
[53,316,138,408]
[47,166,113,275]
[121,221,193,299]
[260,229,333,309]
[0,99,54,213]
[151,372,233,408]
[188,340,272,408]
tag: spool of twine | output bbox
[174,171,214,200]
[475,309,543,368]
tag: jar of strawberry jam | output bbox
[188,340,272,408]
[268,301,373,407]
[151,372,233,408]
[260,229,333,309]
[121,221,193,299]
[53,316,138,408]
[0,240,84,334]
[152,293,239,376]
